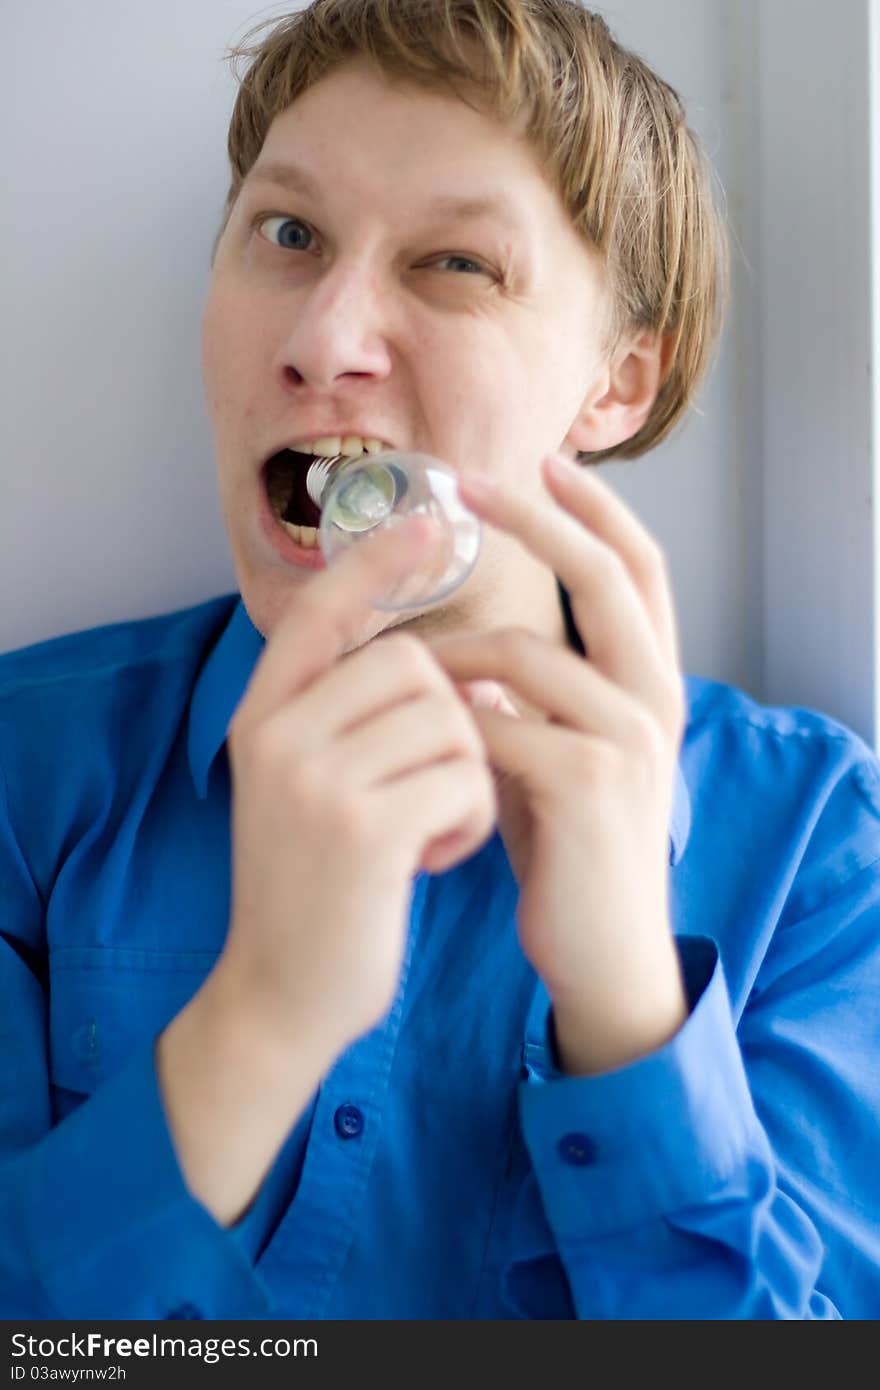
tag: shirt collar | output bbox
[188,596,264,799]
[187,592,692,863]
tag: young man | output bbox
[1,0,878,1318]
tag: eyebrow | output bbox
[242,159,528,230]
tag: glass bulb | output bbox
[315,451,481,611]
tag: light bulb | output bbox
[313,451,481,611]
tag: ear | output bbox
[563,328,672,455]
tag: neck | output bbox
[390,547,572,720]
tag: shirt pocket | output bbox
[48,945,220,1109]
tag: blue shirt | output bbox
[1,591,879,1319]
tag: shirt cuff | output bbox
[518,935,767,1241]
[23,1036,276,1319]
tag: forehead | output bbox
[243,156,535,237]
[244,60,550,225]
[233,58,608,312]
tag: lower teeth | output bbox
[280,519,319,549]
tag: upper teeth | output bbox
[290,435,389,457]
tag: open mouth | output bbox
[264,449,322,534]
[262,442,398,550]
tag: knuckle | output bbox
[568,737,618,784]
[598,548,628,584]
[382,632,435,682]
[640,536,667,577]
[288,754,326,806]
[331,791,375,846]
[446,694,489,752]
[236,718,284,774]
[621,712,678,805]
[626,709,664,762]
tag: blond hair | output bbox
[213,0,729,461]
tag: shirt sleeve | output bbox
[0,762,277,1319]
[507,858,880,1319]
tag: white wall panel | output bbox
[0,3,768,715]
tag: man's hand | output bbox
[219,517,497,1061]
[426,455,688,1076]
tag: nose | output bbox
[274,255,394,392]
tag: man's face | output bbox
[202,58,612,643]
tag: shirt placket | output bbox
[254,871,429,1317]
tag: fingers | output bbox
[456,467,674,717]
[428,626,647,743]
[454,679,519,717]
[374,755,497,864]
[323,688,485,787]
[232,518,436,734]
[540,455,681,670]
[292,629,448,742]
[456,703,584,793]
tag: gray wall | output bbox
[2,1,760,695]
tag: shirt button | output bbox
[334,1103,364,1139]
[166,1303,202,1319]
[557,1132,597,1166]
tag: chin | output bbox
[227,509,456,650]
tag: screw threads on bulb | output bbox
[305,454,345,508]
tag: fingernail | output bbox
[458,473,494,503]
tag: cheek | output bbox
[200,295,227,413]
[201,284,254,412]
[453,338,556,472]
[433,333,530,443]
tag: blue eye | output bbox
[257,216,313,251]
[255,215,492,277]
[434,254,487,275]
